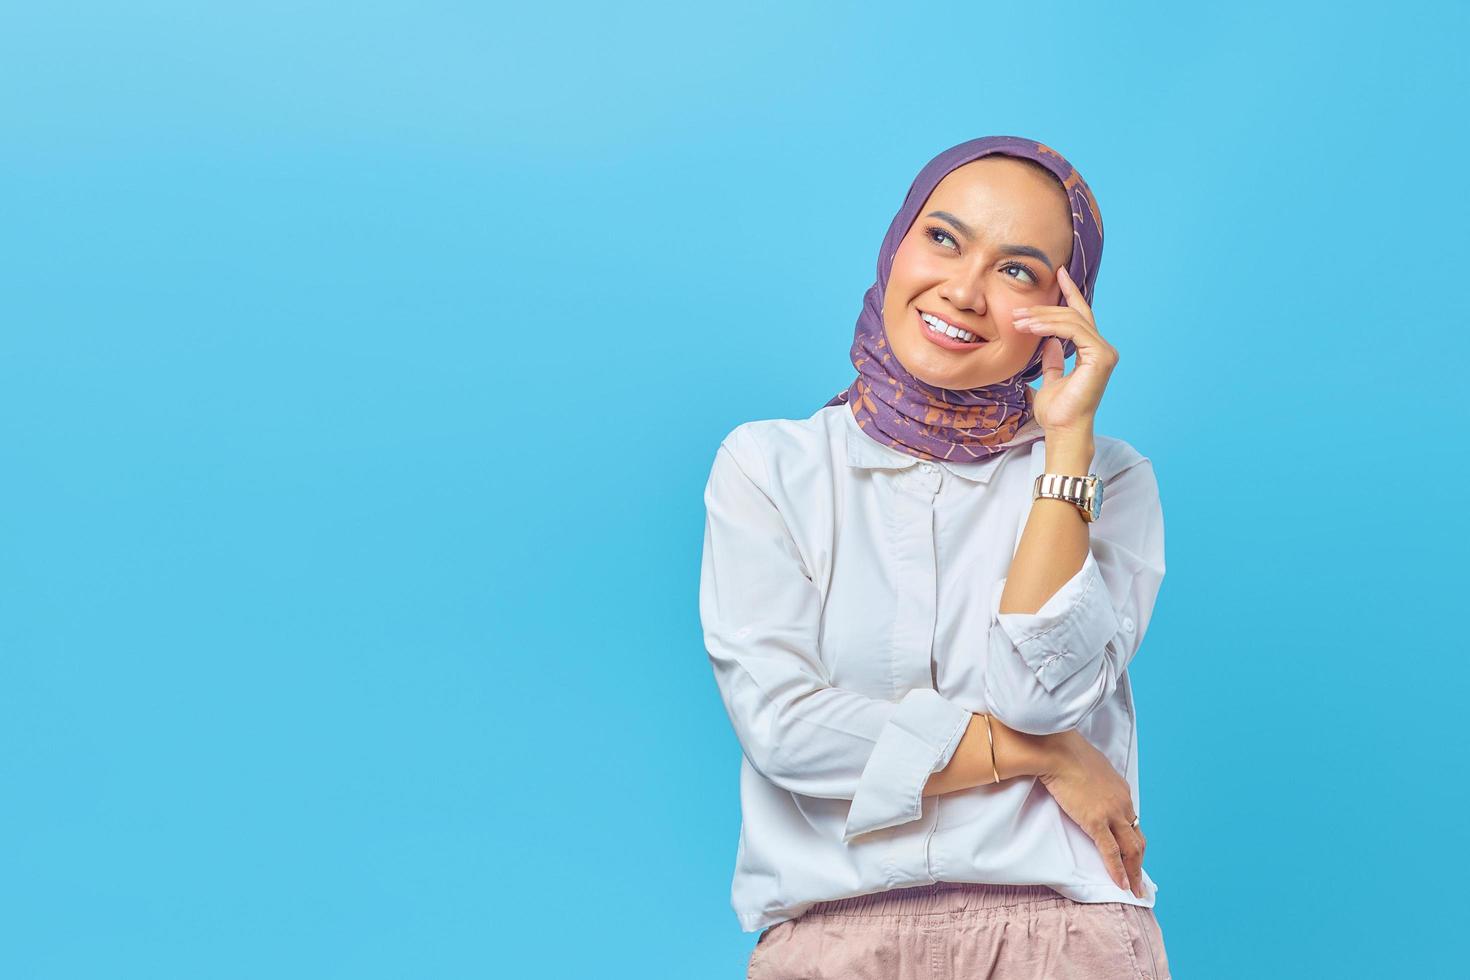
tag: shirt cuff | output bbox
[841,688,972,843]
[991,549,1122,694]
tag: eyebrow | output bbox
[924,211,1056,270]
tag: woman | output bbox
[698,136,1172,979]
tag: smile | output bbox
[916,308,987,350]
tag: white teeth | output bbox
[921,312,980,343]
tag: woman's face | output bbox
[882,157,1076,390]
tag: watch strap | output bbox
[1033,472,1102,522]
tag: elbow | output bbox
[733,711,824,795]
[733,718,794,788]
[737,736,812,795]
[983,697,1082,736]
[984,655,1119,736]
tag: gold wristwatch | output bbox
[1033,472,1104,523]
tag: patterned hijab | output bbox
[825,136,1104,462]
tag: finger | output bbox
[1013,314,1109,356]
[1111,817,1145,897]
[1012,312,1098,341]
[1091,823,1128,892]
[1009,304,1066,319]
[1039,336,1065,386]
[1055,265,1096,326]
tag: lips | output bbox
[916,308,987,349]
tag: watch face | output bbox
[1092,480,1105,517]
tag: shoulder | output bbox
[711,405,848,498]
[1091,432,1152,483]
[1082,434,1160,517]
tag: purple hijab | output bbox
[825,136,1104,462]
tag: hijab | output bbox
[824,136,1104,463]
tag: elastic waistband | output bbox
[804,881,1069,918]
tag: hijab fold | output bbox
[824,136,1104,463]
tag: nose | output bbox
[938,267,988,316]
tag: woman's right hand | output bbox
[1036,729,1147,897]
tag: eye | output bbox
[924,225,959,251]
[1001,262,1040,286]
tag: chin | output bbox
[926,372,996,390]
[904,351,1013,390]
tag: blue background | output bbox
[3,1,1465,976]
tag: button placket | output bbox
[884,466,943,694]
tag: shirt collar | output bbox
[842,406,1031,484]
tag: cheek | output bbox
[996,310,1029,338]
[890,236,949,283]
[993,325,1041,366]
[885,255,925,296]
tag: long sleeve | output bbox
[983,454,1166,736]
[700,432,973,842]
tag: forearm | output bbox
[997,434,1095,615]
[923,713,1057,796]
[923,435,1099,797]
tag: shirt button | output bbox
[1122,616,1135,632]
[920,463,936,473]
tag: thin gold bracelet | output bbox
[984,713,1000,784]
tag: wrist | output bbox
[1043,435,1095,477]
[985,714,1058,781]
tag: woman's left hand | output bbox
[1037,729,1148,898]
[1010,265,1119,442]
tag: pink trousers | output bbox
[747,881,1171,980]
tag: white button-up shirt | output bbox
[699,403,1166,933]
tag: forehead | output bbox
[922,158,1073,247]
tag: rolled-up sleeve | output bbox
[983,455,1166,735]
[700,433,973,842]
